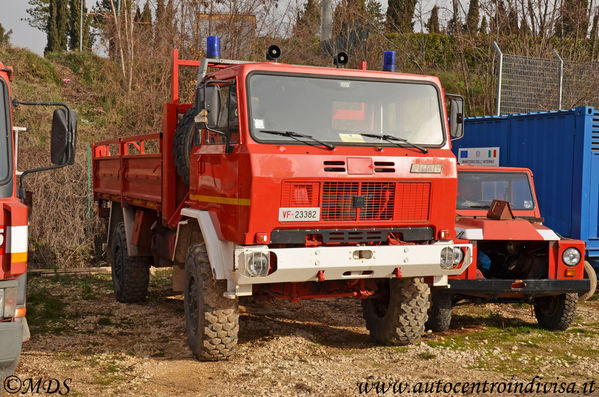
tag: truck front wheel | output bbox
[184,243,239,361]
[534,293,577,331]
[362,277,430,345]
[425,289,452,332]
[110,223,150,303]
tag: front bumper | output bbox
[0,319,23,367]
[233,242,472,290]
[439,279,590,295]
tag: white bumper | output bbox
[232,242,472,294]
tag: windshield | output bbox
[0,78,10,184]
[247,73,445,146]
[457,172,535,210]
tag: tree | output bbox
[386,0,417,33]
[591,11,598,39]
[25,0,50,32]
[479,15,488,34]
[465,0,479,33]
[426,5,440,33]
[446,0,461,34]
[56,0,69,49]
[555,0,589,37]
[45,0,68,53]
[68,0,91,51]
[294,0,321,36]
[138,1,153,41]
[366,0,385,32]
[0,23,12,47]
[333,0,365,37]
[493,0,508,34]
[507,7,519,34]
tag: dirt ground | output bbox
[13,269,599,396]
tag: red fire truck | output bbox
[0,63,77,378]
[426,165,590,332]
[92,43,472,361]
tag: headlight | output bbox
[452,247,464,265]
[562,248,581,266]
[440,247,455,269]
[246,252,270,277]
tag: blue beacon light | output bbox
[207,36,221,58]
[383,51,396,72]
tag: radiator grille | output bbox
[395,183,431,221]
[359,182,396,220]
[285,180,431,223]
[281,182,320,207]
[321,182,359,220]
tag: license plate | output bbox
[278,208,320,222]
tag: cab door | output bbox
[192,80,242,241]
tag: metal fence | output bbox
[494,42,599,115]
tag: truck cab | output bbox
[0,62,77,379]
[426,165,589,332]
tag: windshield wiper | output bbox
[259,130,335,150]
[359,133,428,153]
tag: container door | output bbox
[587,109,599,258]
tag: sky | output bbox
[0,0,97,56]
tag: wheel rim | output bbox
[185,273,199,338]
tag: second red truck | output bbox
[426,165,590,332]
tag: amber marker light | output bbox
[255,233,269,244]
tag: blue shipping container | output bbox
[453,106,599,263]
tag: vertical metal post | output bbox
[80,0,83,51]
[554,49,563,110]
[493,41,503,116]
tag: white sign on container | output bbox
[458,147,500,167]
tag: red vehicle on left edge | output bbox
[0,63,77,379]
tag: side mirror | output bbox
[195,84,221,129]
[51,108,77,165]
[447,95,464,140]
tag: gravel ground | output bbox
[12,270,599,396]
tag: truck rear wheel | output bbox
[534,293,577,331]
[173,106,197,186]
[425,289,452,332]
[184,243,239,361]
[579,261,597,301]
[110,223,150,303]
[362,277,429,345]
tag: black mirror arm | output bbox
[18,164,68,199]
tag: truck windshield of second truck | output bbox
[247,73,445,147]
[457,172,535,210]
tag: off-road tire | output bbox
[362,277,430,345]
[425,289,452,332]
[534,293,577,331]
[184,243,239,361]
[173,106,197,186]
[110,223,150,303]
[579,261,597,301]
